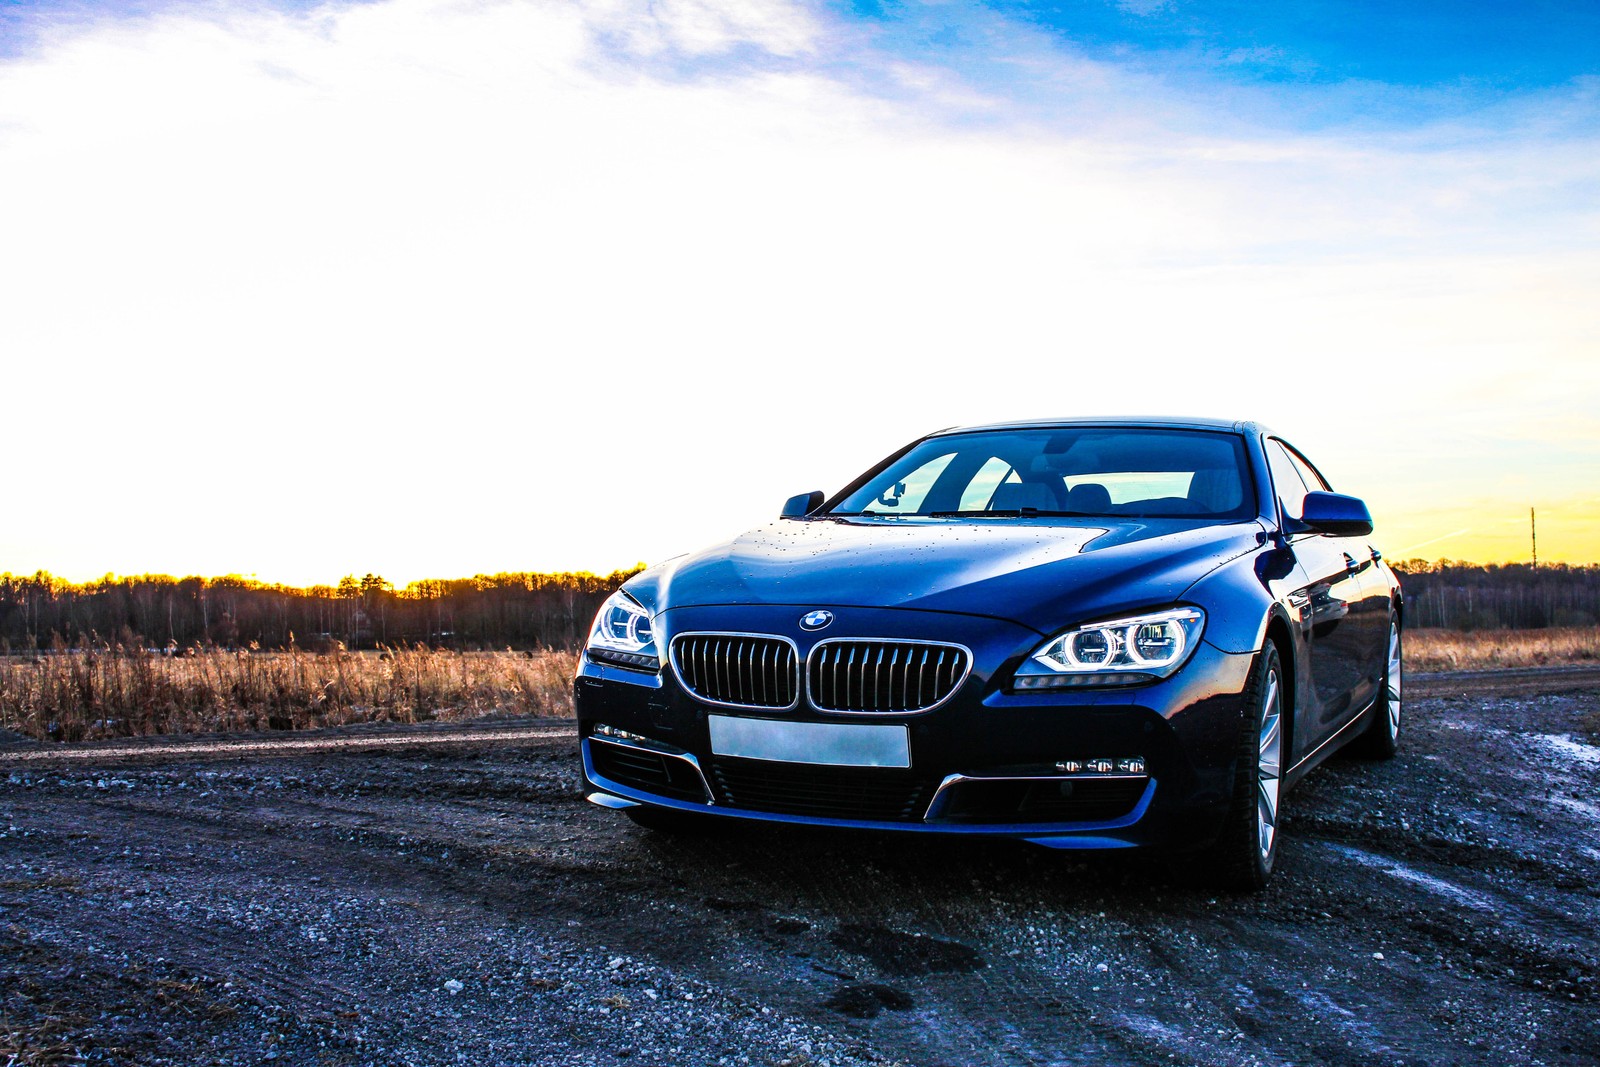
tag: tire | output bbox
[1350,618,1402,759]
[623,804,721,836]
[1198,643,1285,891]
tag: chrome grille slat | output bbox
[846,645,858,708]
[914,647,928,708]
[807,640,969,714]
[672,633,798,709]
[872,646,885,710]
[756,643,767,706]
[823,644,835,709]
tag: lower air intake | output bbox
[710,757,934,822]
[934,777,1147,824]
[589,739,708,802]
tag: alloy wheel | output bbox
[1386,622,1402,737]
[1257,669,1282,862]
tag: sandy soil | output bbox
[2,670,1597,1066]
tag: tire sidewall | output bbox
[1383,618,1402,748]
[1360,616,1402,759]
[1248,645,1283,883]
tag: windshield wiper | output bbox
[926,509,1094,518]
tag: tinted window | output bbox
[1284,444,1330,492]
[831,428,1254,520]
[1265,440,1311,521]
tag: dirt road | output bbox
[2,670,1597,1065]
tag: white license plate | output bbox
[707,715,911,768]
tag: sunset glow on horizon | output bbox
[1,0,1596,585]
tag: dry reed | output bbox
[1405,626,1600,673]
[0,646,576,742]
[8,628,1594,744]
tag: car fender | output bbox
[1183,545,1302,656]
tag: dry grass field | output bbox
[1406,626,1600,672]
[0,646,576,742]
[3,628,1597,744]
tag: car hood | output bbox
[629,517,1263,635]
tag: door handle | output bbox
[1370,548,1382,562]
[1342,552,1360,573]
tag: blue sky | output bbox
[0,0,1596,578]
[10,1,1598,97]
[6,1,1595,144]
[848,1,1600,127]
[978,1,1598,87]
[844,0,1600,85]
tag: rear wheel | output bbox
[1198,643,1284,891]
[1351,618,1402,759]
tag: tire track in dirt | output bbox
[0,721,574,762]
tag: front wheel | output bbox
[1351,618,1402,759]
[1197,643,1285,891]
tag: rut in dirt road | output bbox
[1,672,1597,1065]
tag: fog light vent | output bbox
[593,723,650,743]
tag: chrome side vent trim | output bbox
[587,735,712,804]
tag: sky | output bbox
[0,0,1596,585]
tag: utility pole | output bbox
[1531,507,1537,570]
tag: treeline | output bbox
[1390,560,1600,630]
[1,559,1595,651]
[0,568,643,652]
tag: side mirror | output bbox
[781,490,825,519]
[1300,491,1373,537]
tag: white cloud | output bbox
[586,0,822,57]
[0,0,1596,581]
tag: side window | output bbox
[1284,446,1330,492]
[958,457,1013,511]
[1265,440,1311,522]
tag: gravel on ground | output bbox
[2,669,1597,1066]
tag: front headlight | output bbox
[1014,607,1205,689]
[586,590,660,671]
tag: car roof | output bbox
[928,415,1270,437]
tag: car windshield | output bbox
[829,427,1255,520]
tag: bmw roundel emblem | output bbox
[800,610,834,631]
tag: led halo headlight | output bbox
[1015,607,1205,689]
[585,590,660,671]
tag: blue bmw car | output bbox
[575,417,1402,888]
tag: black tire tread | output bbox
[1349,620,1401,760]
[1196,644,1280,892]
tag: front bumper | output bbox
[575,604,1255,850]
